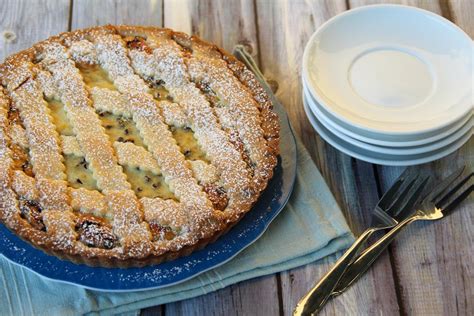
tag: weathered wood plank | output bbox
[162,1,280,315]
[164,276,280,316]
[164,0,259,58]
[71,0,163,30]
[255,0,400,314]
[449,0,474,37]
[350,0,443,12]
[0,0,70,62]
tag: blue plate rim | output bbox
[1,155,295,292]
[0,51,298,292]
[0,124,296,291]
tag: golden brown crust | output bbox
[0,25,279,268]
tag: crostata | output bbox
[0,25,279,267]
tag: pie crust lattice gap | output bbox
[0,25,280,267]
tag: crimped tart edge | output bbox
[0,25,280,268]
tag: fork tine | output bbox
[425,166,466,202]
[377,178,405,210]
[392,176,431,219]
[436,172,473,209]
[442,184,473,214]
[377,171,417,210]
[384,176,419,215]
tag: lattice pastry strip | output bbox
[90,87,132,117]
[113,141,161,174]
[0,89,12,186]
[141,198,188,231]
[86,33,217,232]
[0,92,22,227]
[61,135,83,156]
[185,40,275,190]
[219,51,280,150]
[125,30,254,212]
[38,42,153,254]
[105,190,152,257]
[39,43,131,193]
[12,170,109,220]
[1,86,73,246]
[4,72,79,248]
[10,79,66,181]
[70,188,109,219]
[8,123,28,148]
[11,170,38,201]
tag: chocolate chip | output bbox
[105,125,113,129]
[117,117,127,128]
[124,129,129,135]
[76,178,83,184]
[144,175,151,182]
[117,137,124,142]
[183,150,191,157]
[152,183,160,189]
[137,187,143,192]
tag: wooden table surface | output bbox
[1,0,472,315]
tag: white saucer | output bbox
[303,78,473,147]
[302,4,473,136]
[303,94,473,166]
[303,82,473,155]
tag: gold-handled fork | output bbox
[293,170,429,316]
[331,167,472,296]
[294,167,472,315]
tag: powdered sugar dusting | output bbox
[0,25,280,267]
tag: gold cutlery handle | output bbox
[332,214,421,295]
[293,229,373,316]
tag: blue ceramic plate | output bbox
[0,51,297,291]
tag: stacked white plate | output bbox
[302,5,473,166]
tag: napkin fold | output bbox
[0,48,354,316]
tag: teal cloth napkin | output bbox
[0,137,354,315]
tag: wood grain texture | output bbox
[0,0,70,62]
[449,0,474,37]
[165,276,281,316]
[71,0,163,30]
[164,0,259,58]
[350,0,443,12]
[255,0,400,314]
